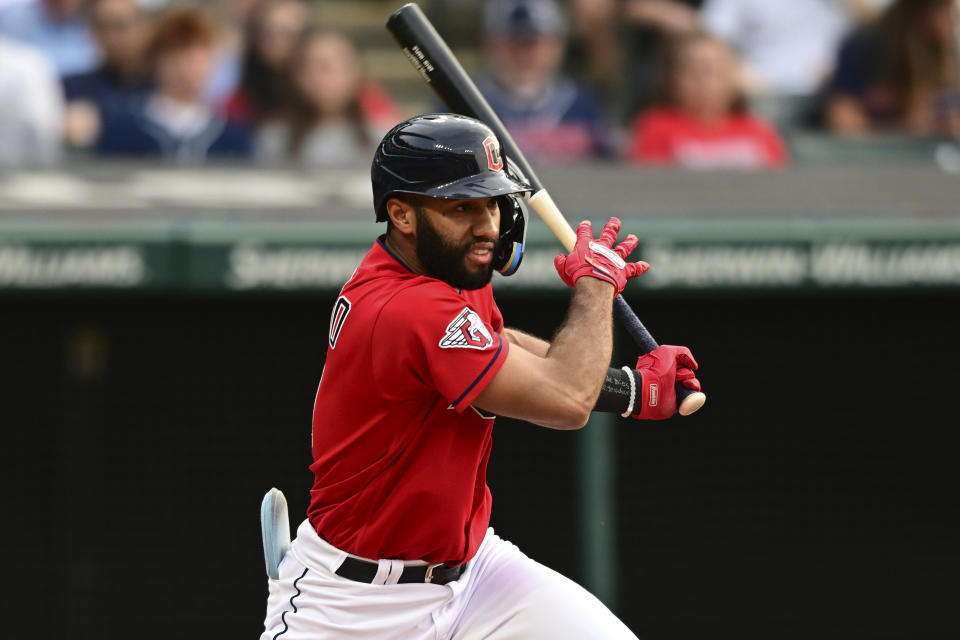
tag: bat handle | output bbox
[613,294,658,352]
[613,295,706,417]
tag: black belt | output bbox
[335,556,465,585]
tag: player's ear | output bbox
[385,197,416,236]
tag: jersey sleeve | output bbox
[372,284,509,413]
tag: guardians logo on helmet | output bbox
[482,136,504,171]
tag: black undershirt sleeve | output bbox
[593,367,641,415]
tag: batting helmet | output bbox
[371,113,532,276]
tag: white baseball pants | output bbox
[260,519,637,639]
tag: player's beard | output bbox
[415,207,498,290]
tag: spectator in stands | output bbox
[627,32,787,169]
[0,0,99,76]
[619,1,703,118]
[224,0,400,132]
[699,0,893,126]
[479,0,610,163]
[827,0,960,136]
[0,34,64,166]
[568,0,703,124]
[223,0,308,127]
[700,0,892,95]
[61,0,151,149]
[255,29,384,166]
[94,7,251,160]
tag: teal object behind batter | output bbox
[261,487,291,580]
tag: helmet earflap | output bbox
[492,195,527,276]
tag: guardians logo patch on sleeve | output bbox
[439,307,494,350]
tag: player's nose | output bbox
[472,202,499,237]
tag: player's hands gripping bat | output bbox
[632,346,701,421]
[386,2,705,416]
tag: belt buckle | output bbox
[423,562,443,584]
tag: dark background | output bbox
[3,290,958,638]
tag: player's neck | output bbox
[384,229,427,276]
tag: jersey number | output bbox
[329,296,351,349]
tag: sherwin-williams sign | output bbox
[3,238,960,292]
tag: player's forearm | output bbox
[543,278,614,416]
[502,327,550,357]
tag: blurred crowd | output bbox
[0,0,958,169]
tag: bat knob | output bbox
[678,391,706,416]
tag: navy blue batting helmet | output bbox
[371,113,532,276]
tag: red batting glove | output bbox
[553,218,649,296]
[632,345,701,421]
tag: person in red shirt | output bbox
[260,113,701,639]
[627,32,787,169]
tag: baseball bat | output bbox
[386,3,705,417]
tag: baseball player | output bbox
[260,113,701,639]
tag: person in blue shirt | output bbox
[95,6,251,161]
[478,0,611,163]
[62,0,151,111]
[61,0,153,148]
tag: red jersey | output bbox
[307,237,510,565]
[627,107,787,169]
